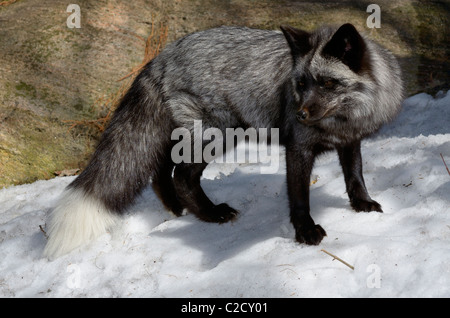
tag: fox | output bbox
[44,23,403,259]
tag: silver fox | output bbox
[44,24,403,259]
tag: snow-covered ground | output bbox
[0,91,449,298]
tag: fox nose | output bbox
[297,109,309,121]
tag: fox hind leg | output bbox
[173,162,238,223]
[152,160,184,216]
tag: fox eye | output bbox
[319,78,336,89]
[324,80,334,88]
[298,81,306,88]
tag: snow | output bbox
[1,91,449,298]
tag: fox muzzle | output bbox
[297,108,309,122]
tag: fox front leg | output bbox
[285,144,326,245]
[337,141,383,213]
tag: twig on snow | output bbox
[39,225,48,240]
[321,249,354,270]
[440,153,450,176]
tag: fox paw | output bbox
[200,203,239,224]
[351,199,383,213]
[295,224,327,245]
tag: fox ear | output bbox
[280,25,311,58]
[322,23,366,73]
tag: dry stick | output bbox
[117,21,168,82]
[0,0,20,7]
[440,153,450,176]
[39,225,48,240]
[321,249,354,270]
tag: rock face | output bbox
[0,0,448,187]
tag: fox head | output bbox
[280,23,403,137]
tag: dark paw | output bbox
[168,202,184,217]
[295,224,327,245]
[202,203,239,224]
[351,198,383,213]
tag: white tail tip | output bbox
[43,188,118,260]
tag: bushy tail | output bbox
[44,66,173,259]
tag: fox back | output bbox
[152,25,402,142]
